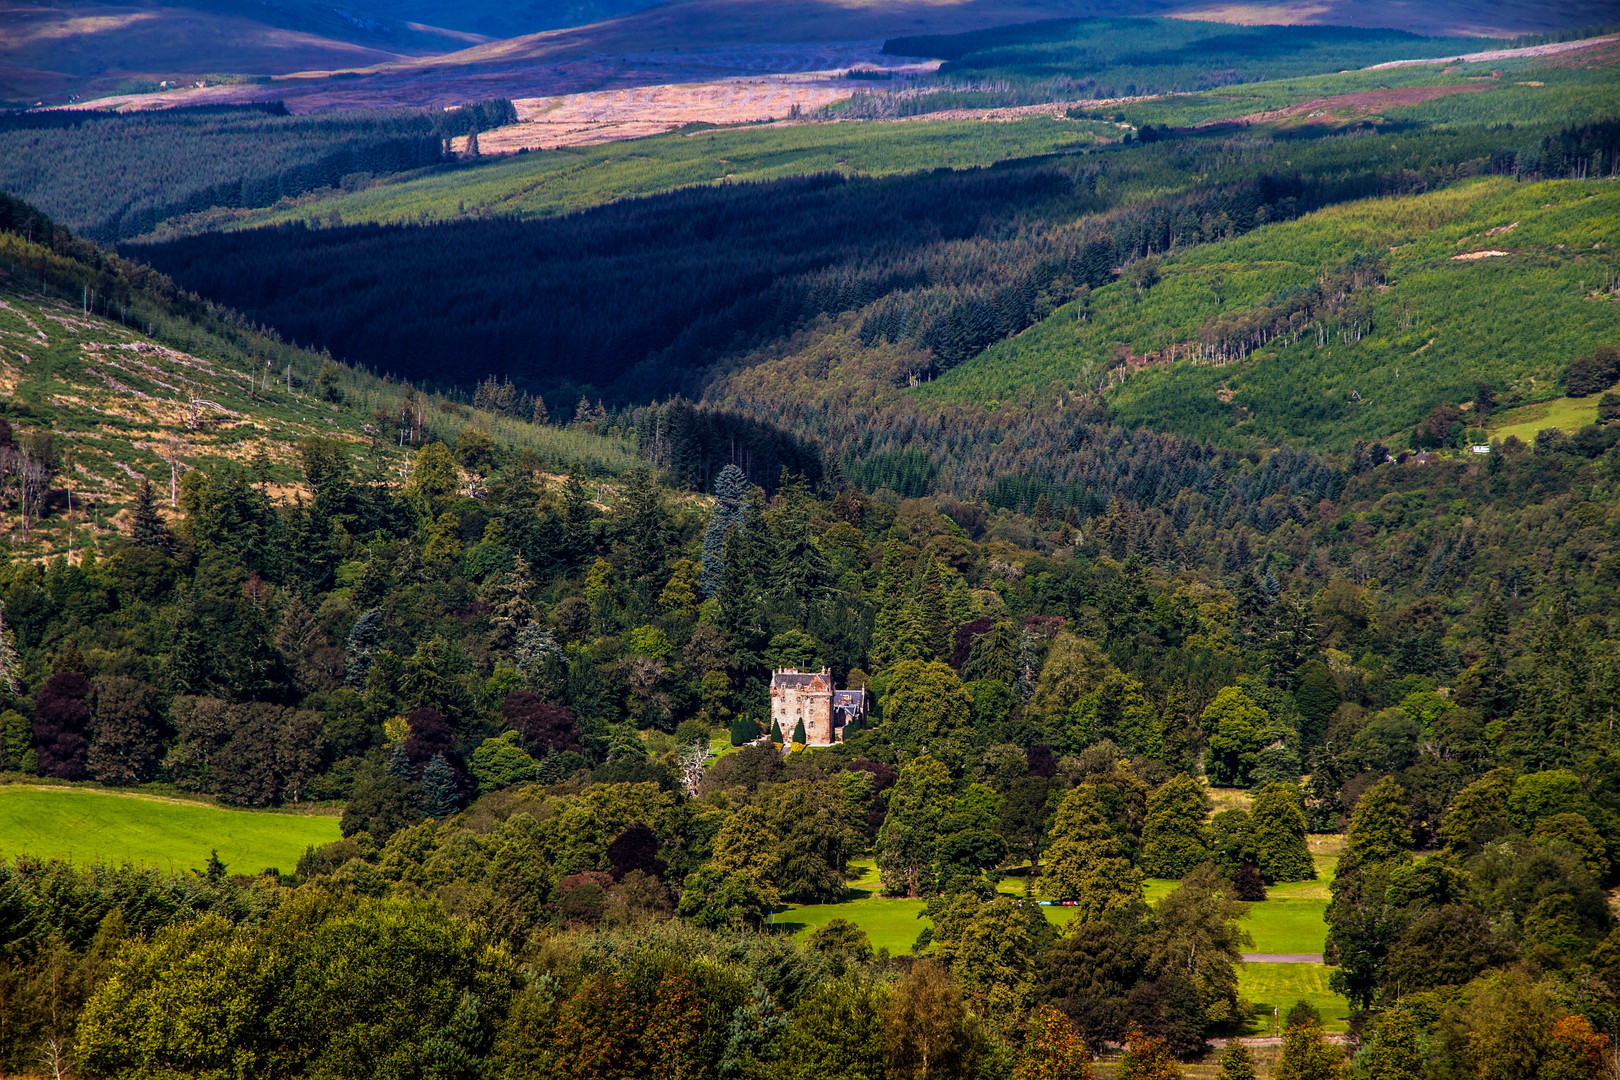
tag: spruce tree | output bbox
[1250,782,1315,883]
[915,558,950,661]
[701,464,748,597]
[1215,1041,1256,1080]
[129,479,170,553]
[770,720,783,744]
[791,719,806,746]
[420,754,460,818]
[345,608,383,688]
[387,743,413,779]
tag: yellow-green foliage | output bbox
[921,178,1620,448]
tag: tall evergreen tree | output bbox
[345,608,384,689]
[129,479,171,553]
[700,464,749,598]
[420,754,460,818]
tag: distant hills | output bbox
[5,0,1615,108]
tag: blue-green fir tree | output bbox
[420,754,460,818]
[701,464,749,597]
[345,608,383,688]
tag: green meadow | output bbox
[0,785,342,874]
[1491,391,1610,443]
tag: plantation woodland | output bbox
[2,14,1620,1080]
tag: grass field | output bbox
[1491,391,1610,443]
[776,861,933,953]
[0,785,342,875]
[1239,962,1349,1033]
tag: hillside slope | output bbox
[921,177,1620,449]
[0,206,637,560]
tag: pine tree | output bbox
[486,553,536,649]
[512,623,562,677]
[345,608,383,688]
[129,479,170,553]
[420,754,460,817]
[916,559,951,661]
[768,483,832,616]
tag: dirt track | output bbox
[1366,33,1619,69]
[1194,81,1496,129]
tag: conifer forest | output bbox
[2,3,1620,1079]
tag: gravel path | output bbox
[1241,953,1324,963]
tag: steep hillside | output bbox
[922,177,1620,450]
[0,202,638,560]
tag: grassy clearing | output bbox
[1244,895,1328,954]
[1239,962,1349,1033]
[1491,391,1610,443]
[775,860,931,953]
[0,784,341,873]
[779,850,1346,1035]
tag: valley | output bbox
[2,5,1620,1079]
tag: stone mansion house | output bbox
[768,669,869,746]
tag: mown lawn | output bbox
[0,784,342,874]
[1239,962,1349,1033]
[775,861,932,953]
